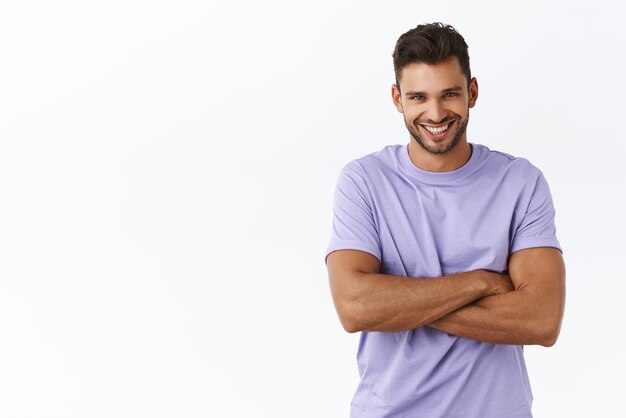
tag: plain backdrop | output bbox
[1,1,624,417]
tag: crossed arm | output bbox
[326,247,565,346]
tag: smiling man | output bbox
[325,23,565,417]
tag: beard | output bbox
[404,112,469,155]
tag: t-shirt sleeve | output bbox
[510,172,562,254]
[325,162,382,265]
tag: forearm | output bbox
[340,270,499,333]
[427,288,559,346]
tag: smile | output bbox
[419,122,452,135]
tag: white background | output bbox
[1,1,624,417]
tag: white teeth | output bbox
[423,123,450,135]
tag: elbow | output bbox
[537,323,561,347]
[331,281,372,333]
[342,321,361,334]
[540,330,561,347]
[539,334,558,347]
[336,296,380,333]
[335,301,364,334]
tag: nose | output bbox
[423,99,447,124]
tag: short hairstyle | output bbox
[392,22,471,90]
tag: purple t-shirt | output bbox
[325,143,561,418]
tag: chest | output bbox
[371,179,519,277]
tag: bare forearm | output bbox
[427,289,559,346]
[428,249,566,346]
[340,270,502,333]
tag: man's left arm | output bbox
[427,247,566,346]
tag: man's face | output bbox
[392,57,478,155]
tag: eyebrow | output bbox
[404,86,464,96]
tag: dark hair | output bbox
[392,22,471,90]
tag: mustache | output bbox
[414,117,456,125]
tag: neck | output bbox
[407,138,472,172]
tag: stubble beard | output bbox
[405,113,469,155]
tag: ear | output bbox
[391,84,404,113]
[468,77,478,108]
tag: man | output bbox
[325,22,565,418]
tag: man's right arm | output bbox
[326,249,513,333]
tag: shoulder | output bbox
[474,143,544,182]
[339,144,404,179]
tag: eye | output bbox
[444,92,458,98]
[410,95,426,101]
